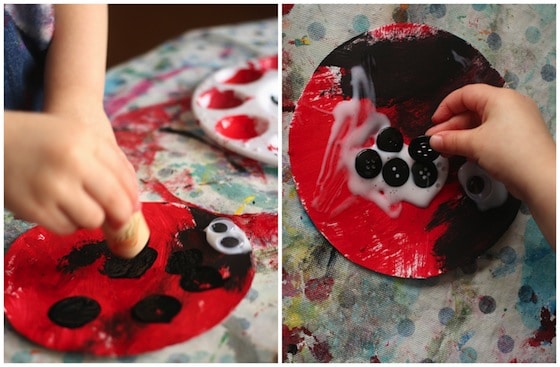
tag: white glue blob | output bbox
[314,66,448,218]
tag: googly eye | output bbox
[204,218,252,255]
[458,162,508,211]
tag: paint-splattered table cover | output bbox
[4,19,278,363]
[282,4,555,363]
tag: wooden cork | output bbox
[103,211,150,259]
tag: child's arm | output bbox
[427,84,556,248]
[4,4,139,235]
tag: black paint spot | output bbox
[180,266,225,292]
[427,194,520,273]
[479,295,496,314]
[165,249,203,275]
[409,136,439,163]
[48,296,101,328]
[131,294,182,323]
[102,246,158,278]
[57,242,107,273]
[355,149,382,179]
[411,161,438,188]
[377,127,404,152]
[287,343,298,354]
[271,95,278,105]
[382,158,409,187]
[518,285,538,303]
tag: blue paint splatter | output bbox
[472,4,487,11]
[352,14,370,34]
[307,22,326,41]
[497,334,515,353]
[487,32,502,50]
[429,4,446,18]
[525,26,541,43]
[458,331,475,350]
[397,318,415,337]
[11,351,32,363]
[541,64,556,82]
[167,353,190,363]
[438,307,455,325]
[516,218,555,330]
[460,347,477,363]
[491,246,518,278]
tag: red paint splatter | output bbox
[304,276,334,302]
[282,325,333,362]
[282,4,295,15]
[222,68,263,84]
[282,268,300,297]
[370,355,381,363]
[310,339,333,363]
[527,307,556,347]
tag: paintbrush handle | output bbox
[103,211,150,259]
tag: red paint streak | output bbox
[282,268,300,297]
[197,88,246,109]
[282,4,295,15]
[304,276,334,302]
[282,325,332,363]
[215,115,267,140]
[527,307,556,347]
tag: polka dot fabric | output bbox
[282,4,555,363]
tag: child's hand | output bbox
[426,83,555,247]
[5,110,139,235]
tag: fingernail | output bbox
[429,134,443,148]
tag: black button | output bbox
[376,127,404,152]
[382,158,409,187]
[409,136,439,162]
[411,161,438,188]
[355,149,382,179]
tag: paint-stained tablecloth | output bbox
[4,19,278,363]
[282,4,555,363]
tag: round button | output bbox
[382,158,410,187]
[409,136,439,162]
[411,161,438,188]
[355,149,382,179]
[376,127,404,152]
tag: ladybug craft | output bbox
[289,23,520,278]
[5,202,275,356]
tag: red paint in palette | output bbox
[197,87,247,109]
[215,114,268,140]
[289,24,520,278]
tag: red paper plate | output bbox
[289,23,520,278]
[4,202,274,356]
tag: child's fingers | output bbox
[83,160,134,230]
[60,190,105,230]
[427,112,478,135]
[429,129,478,161]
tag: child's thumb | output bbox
[429,131,476,160]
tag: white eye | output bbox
[204,218,252,255]
[458,162,508,211]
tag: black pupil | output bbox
[212,222,228,233]
[221,236,240,248]
[467,175,485,195]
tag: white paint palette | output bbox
[192,55,278,166]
